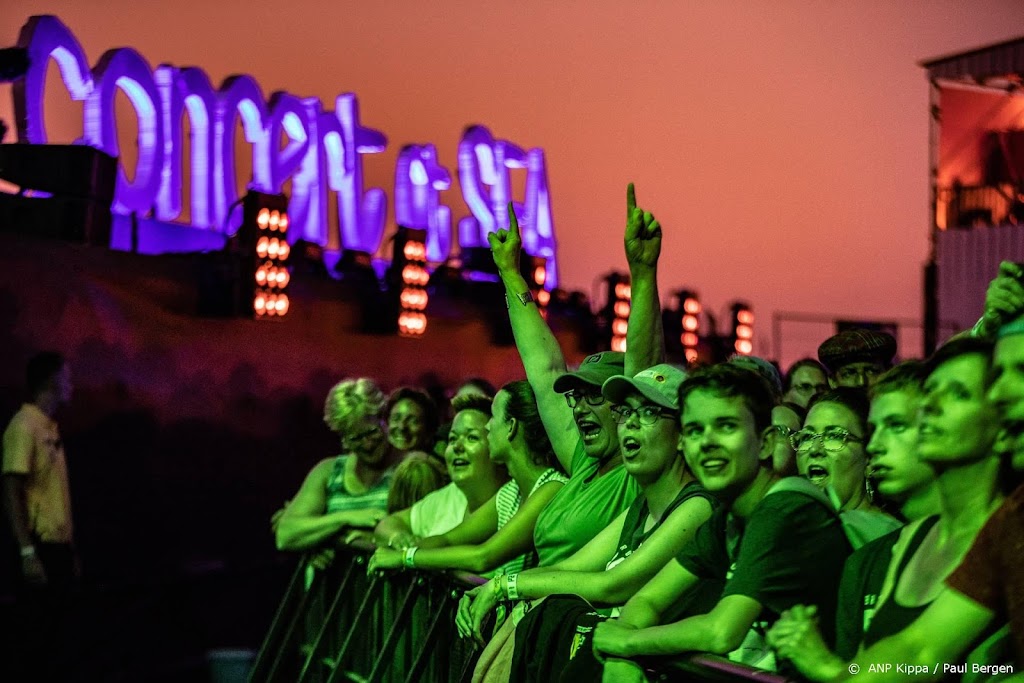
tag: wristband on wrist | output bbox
[491,576,504,600]
[403,546,418,569]
[504,291,535,308]
[505,573,520,601]
[20,546,36,558]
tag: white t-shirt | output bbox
[410,482,468,537]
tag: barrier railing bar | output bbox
[325,572,385,683]
[366,576,426,683]
[250,554,309,683]
[297,554,360,683]
[399,581,452,683]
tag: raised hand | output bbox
[624,183,662,272]
[488,202,522,275]
[979,261,1024,336]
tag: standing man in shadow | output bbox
[3,351,76,678]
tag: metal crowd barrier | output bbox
[250,541,796,683]
[250,541,484,683]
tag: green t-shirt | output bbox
[532,440,640,566]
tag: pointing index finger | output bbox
[627,183,636,217]
[507,202,521,237]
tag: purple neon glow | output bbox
[334,93,388,253]
[13,15,93,144]
[83,48,163,214]
[268,92,310,193]
[457,126,556,286]
[11,15,557,278]
[286,98,327,245]
[214,74,271,232]
[395,144,452,261]
[154,65,216,228]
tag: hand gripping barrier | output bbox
[250,540,485,683]
[251,540,798,683]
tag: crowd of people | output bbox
[7,185,1024,682]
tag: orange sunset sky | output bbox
[2,0,1023,367]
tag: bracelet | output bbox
[20,546,36,558]
[504,291,535,309]
[403,546,418,569]
[505,573,520,601]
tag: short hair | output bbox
[386,387,441,450]
[808,388,870,432]
[500,380,557,468]
[678,364,776,433]
[924,337,994,378]
[783,358,827,392]
[323,378,386,434]
[451,393,493,417]
[457,377,497,400]
[869,360,928,401]
[26,351,66,400]
[386,455,448,512]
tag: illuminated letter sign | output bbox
[458,126,557,286]
[395,144,452,262]
[11,15,556,280]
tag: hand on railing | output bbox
[455,580,497,648]
[367,546,406,575]
[308,547,336,571]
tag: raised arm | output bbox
[489,203,579,473]
[623,183,666,375]
[968,260,1024,339]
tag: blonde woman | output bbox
[274,378,398,551]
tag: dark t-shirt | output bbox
[946,484,1024,667]
[606,481,717,569]
[676,483,852,645]
[834,526,901,659]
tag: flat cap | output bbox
[817,329,897,373]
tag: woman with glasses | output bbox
[274,378,399,552]
[457,365,719,682]
[368,380,566,576]
[794,388,895,518]
[769,338,1007,680]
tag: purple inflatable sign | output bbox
[11,15,558,285]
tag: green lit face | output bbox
[866,390,934,502]
[798,401,868,509]
[681,391,767,496]
[445,409,499,487]
[566,384,620,460]
[343,415,387,466]
[989,334,1024,472]
[388,398,426,452]
[918,353,998,466]
[616,392,680,485]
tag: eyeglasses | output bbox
[789,428,864,452]
[564,390,606,409]
[610,404,678,426]
[342,422,384,449]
